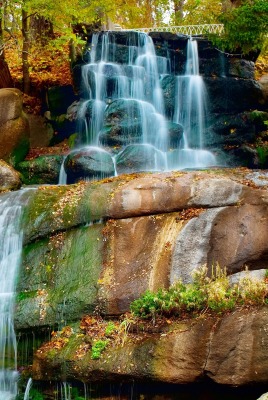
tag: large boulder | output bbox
[17,155,64,185]
[11,170,268,395]
[14,170,268,321]
[64,146,115,183]
[0,88,30,165]
[0,159,21,191]
[115,144,166,174]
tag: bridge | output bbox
[113,24,224,36]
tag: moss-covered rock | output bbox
[16,223,104,328]
[17,155,64,185]
[21,179,119,242]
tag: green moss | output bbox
[17,155,63,185]
[16,224,104,328]
[257,146,268,168]
[68,133,78,148]
[10,137,30,167]
[17,290,37,302]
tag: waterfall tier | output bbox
[0,190,32,400]
[61,31,216,184]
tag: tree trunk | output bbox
[0,16,13,88]
[22,8,30,94]
[173,0,185,24]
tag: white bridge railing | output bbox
[114,24,224,36]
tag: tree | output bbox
[0,2,13,88]
[181,0,222,25]
[213,0,268,54]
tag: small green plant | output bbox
[105,321,117,336]
[130,264,268,320]
[256,146,268,168]
[91,339,108,360]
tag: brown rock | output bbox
[0,88,23,124]
[0,89,30,163]
[0,159,21,191]
[32,308,268,387]
[99,213,183,314]
[205,307,268,385]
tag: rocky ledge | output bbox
[32,306,268,387]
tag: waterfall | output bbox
[171,38,216,169]
[59,31,217,183]
[0,190,31,400]
[23,378,32,400]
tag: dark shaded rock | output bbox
[17,155,64,184]
[64,147,115,183]
[98,121,143,147]
[205,77,264,113]
[105,99,142,122]
[167,121,184,148]
[48,115,77,145]
[161,74,176,118]
[47,85,77,117]
[149,32,188,74]
[224,145,259,168]
[206,112,257,147]
[115,144,166,174]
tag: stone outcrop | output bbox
[0,88,30,165]
[0,159,21,191]
[11,170,268,396]
[15,170,268,328]
[32,307,268,387]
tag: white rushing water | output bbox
[171,38,216,169]
[0,190,30,399]
[59,31,217,183]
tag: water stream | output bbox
[60,31,216,184]
[0,190,32,400]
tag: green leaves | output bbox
[213,0,268,54]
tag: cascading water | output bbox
[60,31,216,184]
[0,190,31,399]
[171,38,216,169]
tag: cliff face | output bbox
[13,169,268,391]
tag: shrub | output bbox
[130,265,268,320]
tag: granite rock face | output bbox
[11,170,268,391]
